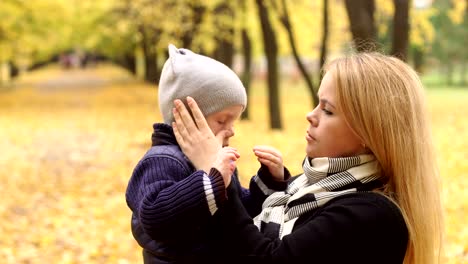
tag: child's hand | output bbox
[253,146,284,181]
[213,147,240,187]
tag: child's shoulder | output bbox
[138,145,192,171]
[144,145,182,158]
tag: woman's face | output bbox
[206,104,243,147]
[305,71,365,159]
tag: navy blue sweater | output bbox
[126,123,252,263]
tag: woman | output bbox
[173,52,443,264]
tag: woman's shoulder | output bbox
[314,192,409,242]
[332,191,400,209]
[290,192,408,263]
[325,192,405,222]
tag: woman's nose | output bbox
[306,109,319,127]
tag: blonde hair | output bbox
[325,53,443,264]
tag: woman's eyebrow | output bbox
[320,98,336,109]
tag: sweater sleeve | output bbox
[242,165,292,217]
[125,155,226,242]
[217,187,408,263]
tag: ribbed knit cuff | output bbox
[203,168,227,216]
[257,164,291,191]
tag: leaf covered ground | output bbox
[0,65,466,263]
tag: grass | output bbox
[0,64,466,263]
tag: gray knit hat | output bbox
[158,44,247,124]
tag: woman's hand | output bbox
[213,147,240,187]
[253,145,285,181]
[172,97,230,173]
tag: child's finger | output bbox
[254,150,281,163]
[253,145,282,158]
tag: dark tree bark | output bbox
[256,0,282,129]
[412,47,424,73]
[391,0,410,61]
[240,30,252,120]
[344,0,377,52]
[461,61,467,86]
[238,0,252,120]
[213,2,235,68]
[116,52,136,75]
[447,63,454,86]
[139,23,164,83]
[28,54,59,71]
[181,1,205,49]
[10,62,19,78]
[319,0,329,82]
[275,0,319,107]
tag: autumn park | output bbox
[1,0,467,263]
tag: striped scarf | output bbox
[253,154,382,239]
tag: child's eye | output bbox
[217,121,226,125]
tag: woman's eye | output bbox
[322,109,333,115]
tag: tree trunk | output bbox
[344,0,376,52]
[412,47,424,73]
[277,0,318,107]
[10,62,19,78]
[239,0,252,120]
[117,53,136,75]
[240,28,252,120]
[256,0,282,129]
[319,0,329,83]
[140,26,159,84]
[181,2,205,49]
[213,2,235,68]
[447,63,454,86]
[461,60,467,86]
[145,51,158,84]
[0,62,11,87]
[391,0,409,61]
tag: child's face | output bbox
[206,105,243,147]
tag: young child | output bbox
[125,44,249,263]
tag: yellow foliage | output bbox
[411,7,437,49]
[448,0,467,25]
[0,65,466,263]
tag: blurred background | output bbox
[0,0,466,263]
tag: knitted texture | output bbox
[254,154,382,239]
[158,44,247,124]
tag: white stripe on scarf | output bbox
[254,154,381,238]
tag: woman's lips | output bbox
[306,131,315,141]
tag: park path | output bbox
[35,70,108,91]
[12,64,136,91]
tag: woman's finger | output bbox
[173,107,191,142]
[172,121,185,146]
[254,150,281,164]
[186,96,211,133]
[174,99,199,131]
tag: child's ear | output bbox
[168,44,178,57]
[167,44,179,74]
